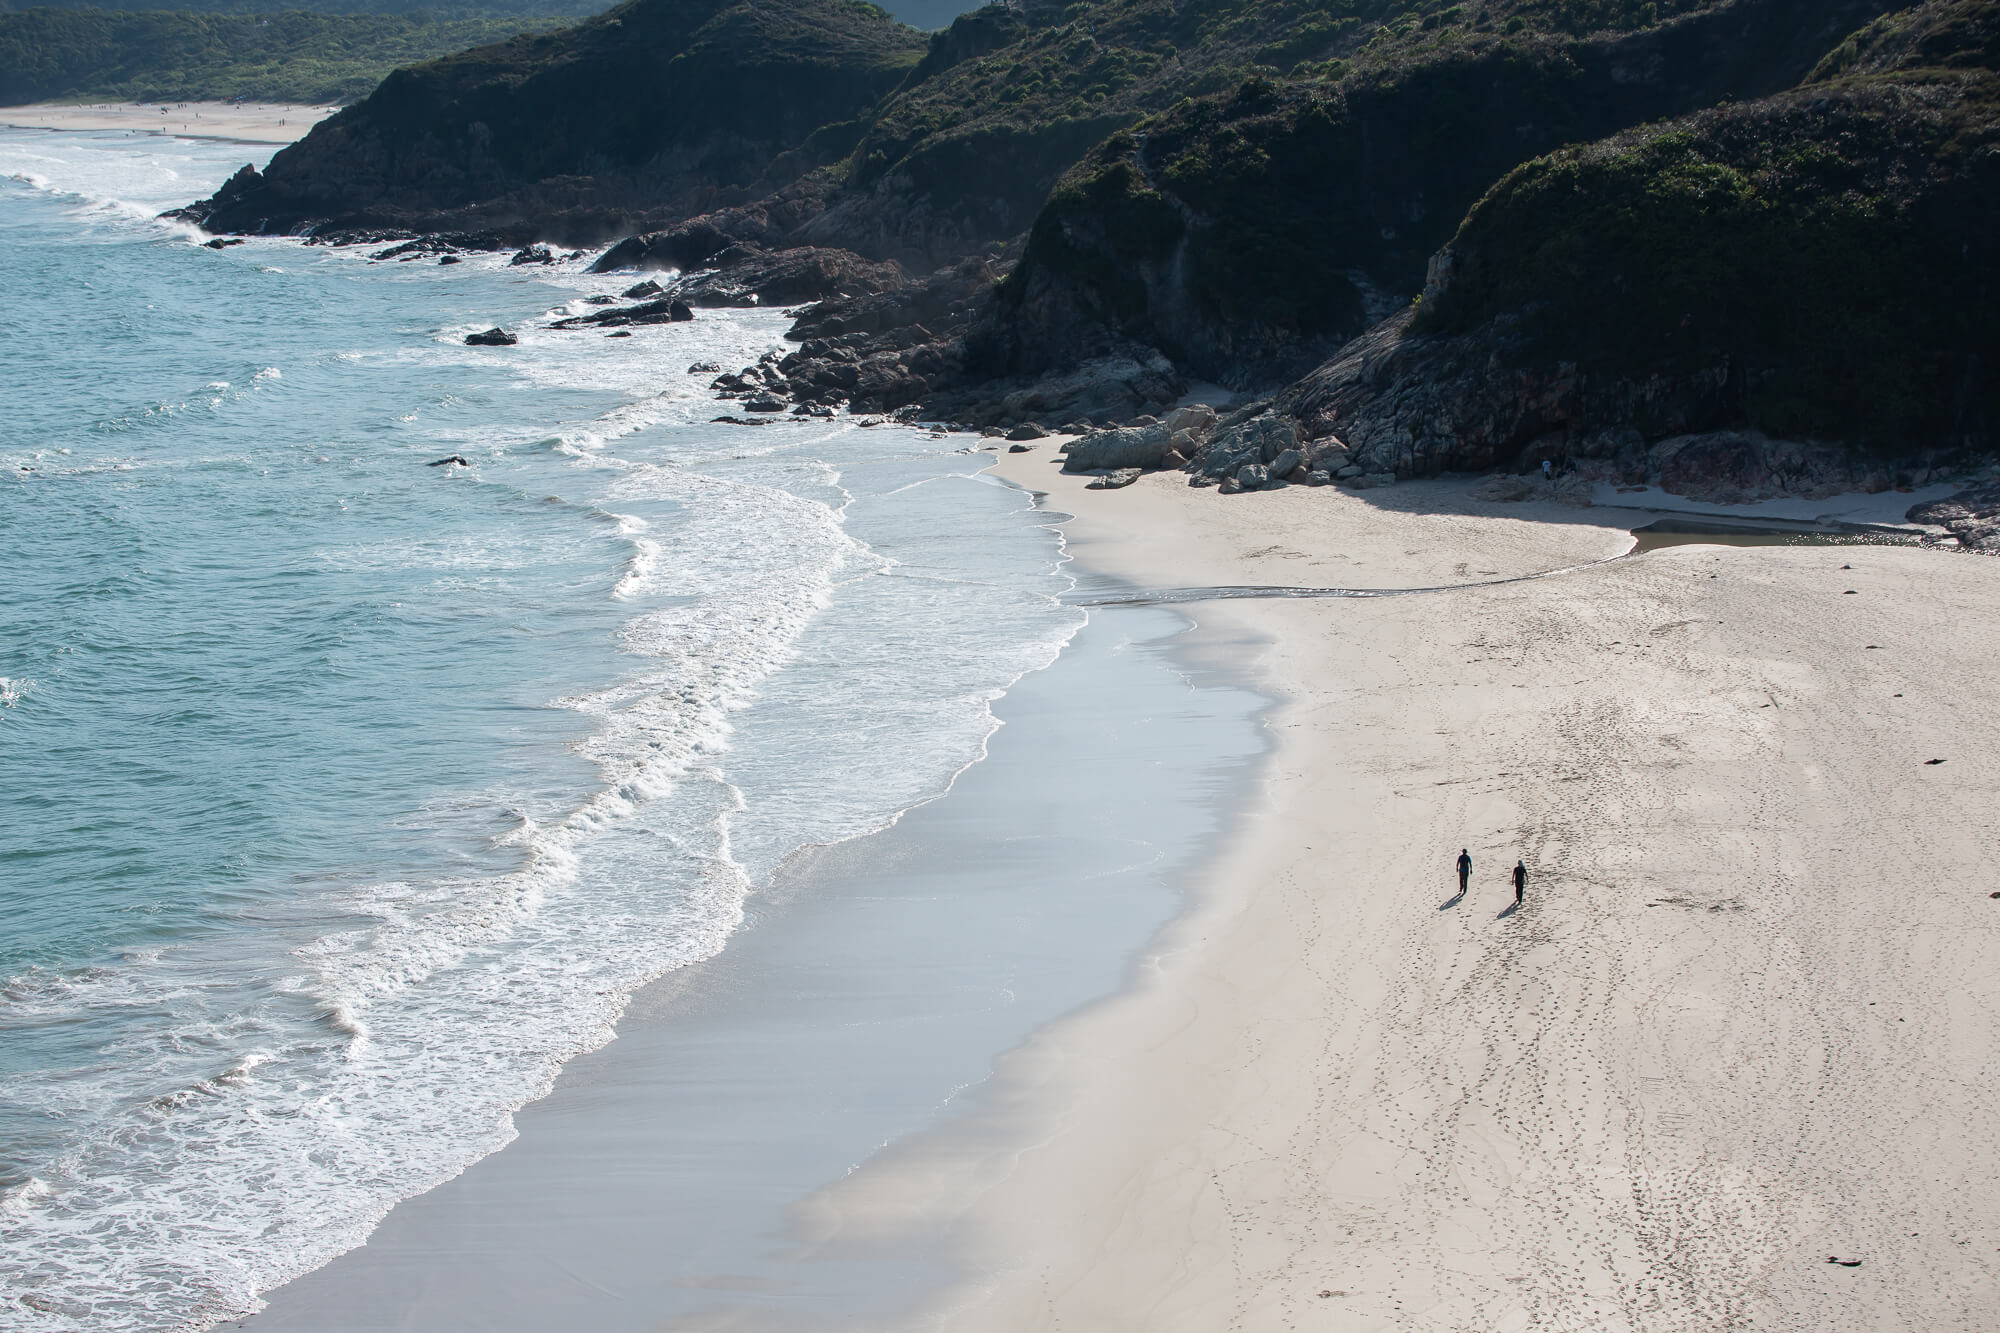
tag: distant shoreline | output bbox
[1,102,335,145]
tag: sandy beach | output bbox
[786,452,2000,1331]
[1,102,334,144]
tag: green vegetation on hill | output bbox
[0,8,569,104]
[194,0,925,237]
[1417,0,2000,451]
[974,0,1893,381]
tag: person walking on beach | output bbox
[1541,458,1553,483]
[1513,860,1527,905]
[1456,848,1472,898]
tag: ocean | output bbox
[0,129,1086,1330]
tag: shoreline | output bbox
[227,562,1275,1330]
[0,102,335,145]
[789,454,2000,1330]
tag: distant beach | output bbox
[1,102,334,144]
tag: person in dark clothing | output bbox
[1456,849,1472,897]
[1513,860,1527,904]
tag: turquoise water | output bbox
[0,130,1081,1330]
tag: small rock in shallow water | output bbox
[464,328,517,346]
[427,455,469,467]
[622,279,665,299]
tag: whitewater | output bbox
[0,129,1082,1330]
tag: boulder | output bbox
[1236,463,1272,490]
[622,279,665,299]
[509,244,556,266]
[669,300,695,322]
[1306,470,1331,486]
[744,395,787,412]
[1349,471,1397,490]
[1269,448,1303,480]
[1062,423,1174,473]
[1007,442,1036,453]
[1218,475,1244,494]
[688,361,722,374]
[1087,468,1143,490]
[465,328,517,346]
[438,255,462,265]
[427,454,470,467]
[1007,422,1047,441]
[1164,404,1219,441]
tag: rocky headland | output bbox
[178,0,2000,523]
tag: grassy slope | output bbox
[0,8,572,104]
[1418,0,2000,450]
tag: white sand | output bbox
[1,102,335,144]
[800,452,2000,1331]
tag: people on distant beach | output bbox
[1513,860,1527,905]
[1456,848,1471,897]
[1541,459,1553,483]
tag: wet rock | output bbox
[669,300,695,322]
[465,328,517,346]
[427,455,470,467]
[439,255,462,265]
[688,361,722,374]
[622,279,666,299]
[509,244,556,266]
[203,237,244,250]
[744,395,786,412]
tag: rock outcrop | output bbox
[1909,481,2000,550]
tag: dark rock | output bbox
[622,279,666,299]
[673,245,905,309]
[1909,481,2000,551]
[1062,423,1173,473]
[1007,422,1047,441]
[608,330,632,337]
[427,455,470,467]
[688,361,722,374]
[202,237,244,250]
[1236,463,1271,490]
[584,294,618,305]
[744,395,787,412]
[465,328,517,346]
[669,300,695,322]
[510,244,556,267]
[712,415,773,426]
[1007,442,1035,453]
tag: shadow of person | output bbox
[1497,900,1520,920]
[1439,890,1466,911]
